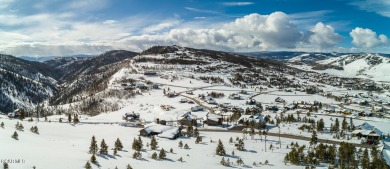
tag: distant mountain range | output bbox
[0,51,138,113]
[2,46,389,114]
[240,51,390,61]
[17,54,96,62]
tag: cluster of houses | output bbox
[198,94,217,104]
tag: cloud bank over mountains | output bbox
[0,0,389,56]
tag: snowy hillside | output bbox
[0,54,57,113]
[287,53,338,64]
[313,53,390,82]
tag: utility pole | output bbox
[279,126,281,149]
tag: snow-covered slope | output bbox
[0,54,58,113]
[288,53,338,64]
[313,53,390,82]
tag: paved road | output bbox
[200,129,375,148]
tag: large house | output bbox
[351,122,383,144]
[139,123,181,139]
[203,113,222,126]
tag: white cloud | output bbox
[306,22,343,49]
[121,12,319,52]
[185,7,220,14]
[0,0,15,9]
[349,0,390,18]
[66,0,109,11]
[350,27,389,48]
[222,2,254,6]
[103,20,117,25]
[0,11,346,56]
[141,19,182,33]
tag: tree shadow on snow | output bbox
[243,149,257,153]
[97,154,116,160]
[163,158,176,162]
[224,154,240,159]
[137,158,149,162]
[92,162,101,168]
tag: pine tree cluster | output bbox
[235,139,245,151]
[132,151,142,159]
[132,137,143,151]
[30,126,39,134]
[15,122,24,131]
[150,137,158,150]
[220,157,231,167]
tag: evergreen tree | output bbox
[68,114,72,123]
[349,117,355,131]
[115,138,123,151]
[178,157,183,162]
[342,116,348,131]
[236,139,245,151]
[220,157,226,166]
[316,119,324,132]
[99,139,108,155]
[184,144,189,149]
[361,148,369,169]
[338,142,356,168]
[151,152,158,160]
[178,141,183,148]
[34,126,39,134]
[371,146,380,168]
[132,137,143,151]
[310,130,318,146]
[236,158,244,166]
[232,151,235,156]
[137,137,143,148]
[216,139,226,156]
[12,131,18,140]
[170,148,173,153]
[159,148,166,160]
[90,154,96,163]
[229,137,233,143]
[19,109,25,120]
[84,161,92,169]
[328,145,336,165]
[194,128,199,137]
[150,136,158,150]
[195,136,202,144]
[18,123,24,131]
[226,158,231,166]
[3,162,8,169]
[132,151,142,159]
[89,136,98,154]
[73,114,79,124]
[126,164,133,169]
[113,147,118,156]
[334,118,339,132]
[0,122,4,129]
[186,125,194,137]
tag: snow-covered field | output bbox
[0,116,307,169]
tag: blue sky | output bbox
[0,0,389,56]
